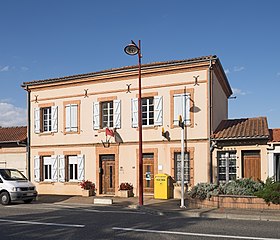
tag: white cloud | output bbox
[232,88,247,96]
[0,66,9,72]
[233,66,245,72]
[0,101,26,127]
[224,69,230,75]
[21,66,29,71]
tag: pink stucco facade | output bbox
[23,56,231,196]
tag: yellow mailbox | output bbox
[154,173,173,199]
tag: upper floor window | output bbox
[142,97,154,126]
[173,93,190,126]
[64,100,80,134]
[93,100,121,130]
[101,101,113,128]
[34,106,58,134]
[131,96,162,128]
[65,104,78,132]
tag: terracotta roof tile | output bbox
[212,117,270,140]
[269,128,280,142]
[22,55,217,87]
[0,126,27,143]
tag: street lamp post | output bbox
[124,40,143,206]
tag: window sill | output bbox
[135,126,159,130]
[39,181,55,185]
[38,132,54,136]
[64,131,80,135]
[64,182,79,186]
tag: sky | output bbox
[0,0,279,128]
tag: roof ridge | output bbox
[22,55,217,86]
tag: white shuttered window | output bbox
[173,93,190,126]
[65,104,78,132]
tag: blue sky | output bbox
[0,0,279,128]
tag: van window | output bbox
[0,169,27,181]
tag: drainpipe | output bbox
[208,58,213,183]
[26,86,31,180]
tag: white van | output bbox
[0,169,37,205]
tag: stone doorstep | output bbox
[93,198,113,205]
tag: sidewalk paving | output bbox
[36,195,280,222]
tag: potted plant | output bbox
[118,182,134,198]
[80,180,96,197]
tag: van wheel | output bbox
[23,199,33,204]
[0,192,11,205]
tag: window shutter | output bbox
[58,155,65,182]
[51,106,58,133]
[93,102,100,130]
[113,99,121,129]
[131,98,138,128]
[185,94,191,125]
[174,93,191,126]
[77,154,85,181]
[34,155,40,182]
[154,96,163,126]
[173,94,182,126]
[34,108,40,133]
[71,104,78,131]
[65,104,71,132]
[51,155,58,181]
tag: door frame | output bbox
[241,150,261,181]
[100,155,115,194]
[136,148,158,195]
[96,145,119,195]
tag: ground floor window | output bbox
[174,152,190,183]
[68,156,78,181]
[43,156,52,181]
[217,151,237,182]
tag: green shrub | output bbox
[188,178,263,201]
[189,183,220,200]
[255,178,280,205]
[218,178,263,196]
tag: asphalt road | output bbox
[0,202,279,240]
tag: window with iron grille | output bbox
[174,152,190,183]
[218,151,237,182]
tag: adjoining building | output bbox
[211,117,270,183]
[22,55,233,196]
[267,128,280,181]
[0,126,27,175]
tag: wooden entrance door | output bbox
[242,151,261,181]
[143,153,154,193]
[100,155,115,195]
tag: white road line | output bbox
[5,204,146,215]
[112,227,280,240]
[0,219,85,228]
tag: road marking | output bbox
[0,219,85,228]
[5,204,146,215]
[112,227,280,240]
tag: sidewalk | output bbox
[37,195,280,222]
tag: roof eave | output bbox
[22,56,217,88]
